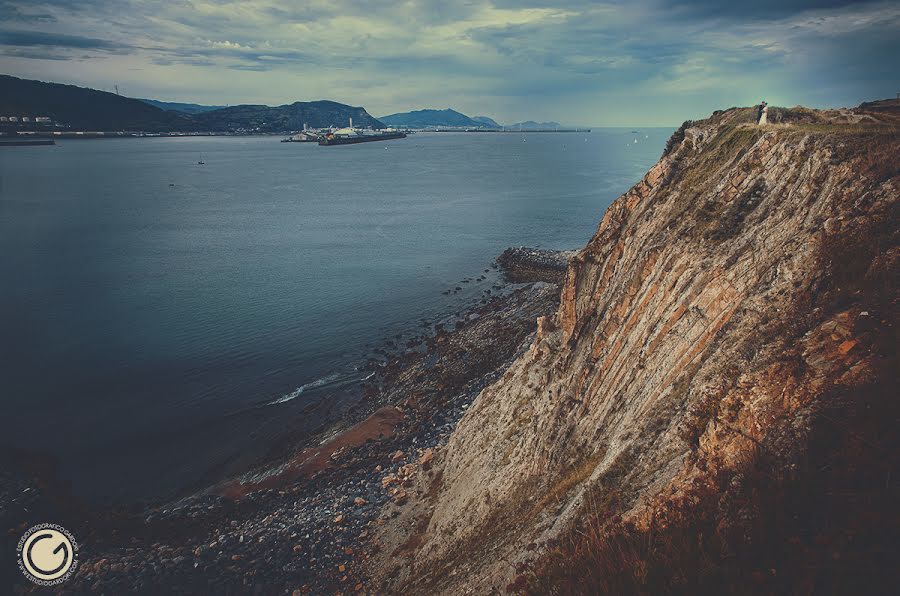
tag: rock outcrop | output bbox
[497,247,575,284]
[370,103,899,593]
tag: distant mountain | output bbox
[378,109,563,130]
[139,99,225,115]
[0,75,192,132]
[472,115,501,128]
[379,108,492,128]
[194,101,384,132]
[0,75,384,132]
[506,120,563,130]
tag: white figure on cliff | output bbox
[758,101,768,125]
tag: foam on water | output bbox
[265,370,375,406]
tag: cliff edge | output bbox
[369,102,899,593]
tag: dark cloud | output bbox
[663,0,879,19]
[0,0,896,123]
[141,43,323,71]
[0,29,124,50]
[13,0,121,13]
[489,0,880,19]
[0,47,69,60]
[0,1,56,23]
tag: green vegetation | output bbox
[379,108,491,128]
[0,75,384,132]
[193,101,383,132]
[0,74,192,132]
[138,99,225,115]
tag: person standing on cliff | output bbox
[758,101,768,125]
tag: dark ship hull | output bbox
[318,131,406,146]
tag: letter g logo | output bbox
[17,523,78,585]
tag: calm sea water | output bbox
[0,130,669,503]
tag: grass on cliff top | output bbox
[676,125,760,188]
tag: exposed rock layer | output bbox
[371,103,899,593]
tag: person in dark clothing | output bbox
[757,101,766,124]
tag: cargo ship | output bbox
[318,118,406,146]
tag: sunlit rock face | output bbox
[370,102,900,594]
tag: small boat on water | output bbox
[198,152,205,165]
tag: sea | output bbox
[0,129,670,503]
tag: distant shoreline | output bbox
[1,129,593,140]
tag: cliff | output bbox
[370,102,899,593]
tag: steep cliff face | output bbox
[371,103,899,593]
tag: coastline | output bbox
[3,247,572,594]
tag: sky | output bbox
[0,0,898,126]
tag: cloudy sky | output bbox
[1,0,897,125]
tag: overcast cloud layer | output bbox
[1,0,897,125]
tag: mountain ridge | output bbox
[506,119,563,129]
[472,115,501,128]
[379,108,494,128]
[0,75,384,132]
[0,74,192,132]
[138,99,225,115]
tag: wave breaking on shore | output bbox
[266,371,376,406]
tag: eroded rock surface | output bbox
[369,103,899,594]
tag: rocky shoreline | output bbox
[496,246,575,284]
[4,247,568,595]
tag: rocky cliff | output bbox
[370,102,899,593]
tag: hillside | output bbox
[138,99,225,114]
[0,75,383,132]
[368,102,900,593]
[0,74,192,132]
[194,101,383,132]
[472,115,502,128]
[379,108,492,128]
[508,120,563,130]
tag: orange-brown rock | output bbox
[368,103,900,594]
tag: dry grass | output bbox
[827,131,900,184]
[676,126,760,190]
[517,372,899,595]
[661,120,693,157]
[705,177,766,242]
[530,451,606,518]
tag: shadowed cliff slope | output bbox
[369,102,899,594]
